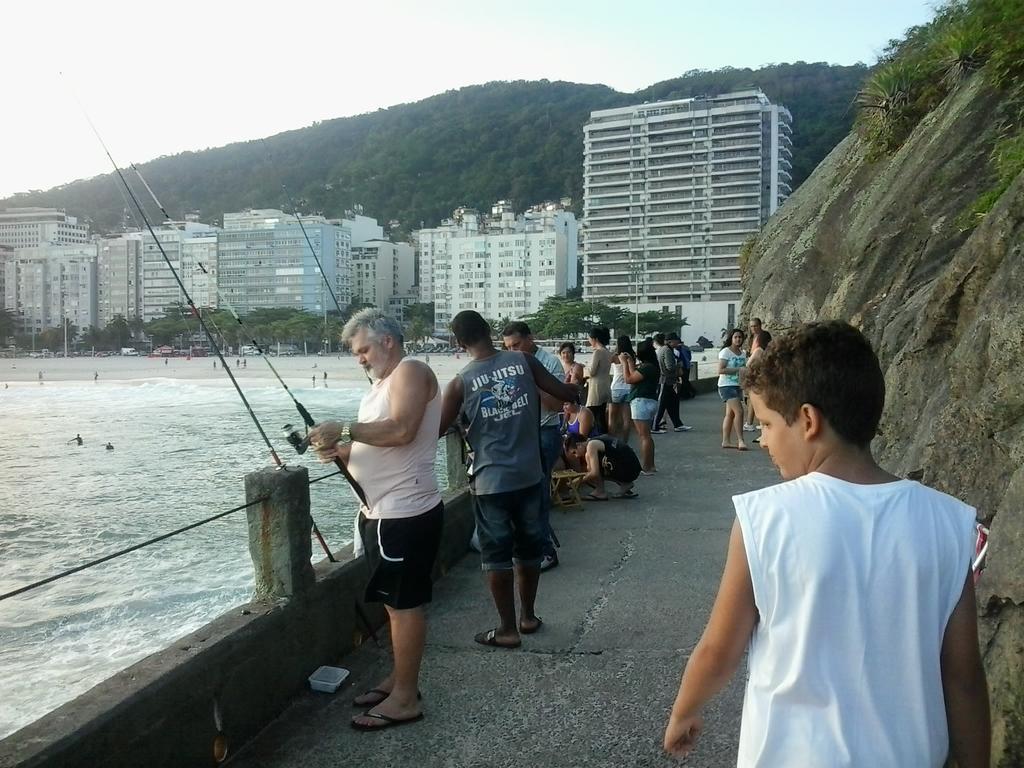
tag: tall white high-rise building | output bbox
[96,234,143,326]
[582,90,792,340]
[0,208,90,250]
[4,244,98,334]
[415,201,578,334]
[218,209,351,315]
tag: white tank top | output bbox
[347,358,442,520]
[733,472,975,767]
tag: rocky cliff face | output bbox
[743,74,1024,764]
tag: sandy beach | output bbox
[1,349,720,388]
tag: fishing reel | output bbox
[282,423,311,455]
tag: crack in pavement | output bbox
[568,531,636,652]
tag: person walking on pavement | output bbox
[653,333,687,433]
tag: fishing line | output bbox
[275,180,374,386]
[65,77,285,467]
[129,167,369,514]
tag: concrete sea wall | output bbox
[0,482,474,768]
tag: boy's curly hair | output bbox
[741,321,885,448]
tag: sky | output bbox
[0,0,938,199]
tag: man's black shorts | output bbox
[358,501,444,609]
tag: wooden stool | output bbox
[550,470,586,508]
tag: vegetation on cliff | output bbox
[855,0,1024,223]
[1,64,866,235]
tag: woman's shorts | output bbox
[629,397,658,421]
[610,387,631,404]
[719,385,742,402]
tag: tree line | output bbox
[2,63,869,236]
[0,302,440,353]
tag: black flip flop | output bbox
[474,629,521,649]
[351,711,424,731]
[612,489,638,499]
[583,493,609,502]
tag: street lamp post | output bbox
[629,257,644,338]
[61,290,69,358]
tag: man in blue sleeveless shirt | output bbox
[440,311,580,648]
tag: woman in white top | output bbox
[717,329,748,451]
[608,334,635,441]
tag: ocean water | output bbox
[0,371,419,738]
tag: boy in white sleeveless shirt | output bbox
[664,321,990,767]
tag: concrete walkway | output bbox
[230,394,779,768]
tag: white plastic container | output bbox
[308,665,349,693]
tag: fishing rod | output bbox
[76,103,285,469]
[257,139,348,319]
[257,140,364,371]
[129,165,369,513]
[279,182,347,317]
[121,159,343,561]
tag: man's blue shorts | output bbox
[472,481,546,571]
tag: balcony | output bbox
[648,157,709,170]
[586,218,633,230]
[588,231,632,243]
[585,242,630,253]
[710,113,761,127]
[586,173,631,186]
[585,201,630,214]
[585,210,633,223]
[586,129,632,142]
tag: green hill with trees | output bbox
[2,63,868,234]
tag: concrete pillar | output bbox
[445,429,469,490]
[244,466,315,600]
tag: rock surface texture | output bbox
[742,74,1024,764]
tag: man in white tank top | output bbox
[309,309,443,732]
[663,321,990,767]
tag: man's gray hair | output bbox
[341,308,404,346]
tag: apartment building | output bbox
[0,245,12,310]
[218,209,351,315]
[351,240,416,316]
[0,207,90,250]
[415,200,578,333]
[96,234,143,325]
[3,244,98,333]
[582,90,792,340]
[140,221,219,321]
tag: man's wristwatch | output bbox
[336,424,352,444]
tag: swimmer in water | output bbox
[68,434,83,446]
[105,442,114,450]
